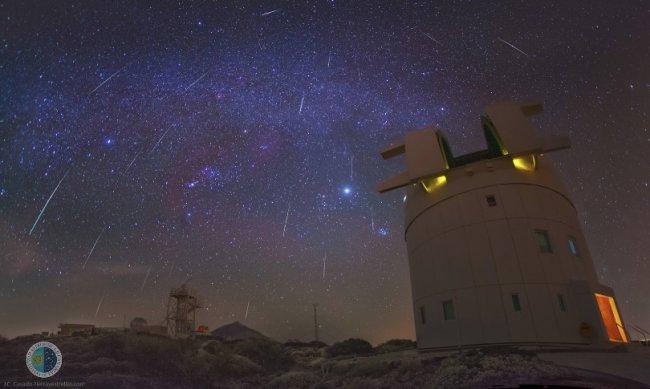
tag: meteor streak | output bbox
[185,70,209,91]
[140,266,152,292]
[89,68,123,96]
[123,151,142,173]
[168,263,174,278]
[150,125,173,153]
[29,171,68,235]
[83,227,106,269]
[299,93,305,114]
[497,37,529,57]
[261,9,280,16]
[95,293,106,318]
[282,205,291,237]
[421,31,442,45]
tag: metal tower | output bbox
[165,282,201,338]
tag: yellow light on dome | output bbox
[421,175,447,193]
[512,154,536,171]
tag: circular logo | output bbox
[26,341,62,378]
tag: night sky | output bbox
[1,1,647,343]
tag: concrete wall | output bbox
[405,155,612,349]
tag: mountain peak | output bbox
[210,321,269,341]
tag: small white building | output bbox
[378,102,628,349]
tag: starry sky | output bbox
[1,1,647,343]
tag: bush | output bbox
[86,372,158,389]
[268,371,320,388]
[91,333,120,357]
[202,340,233,356]
[289,346,324,365]
[374,339,416,354]
[200,340,261,377]
[347,359,395,378]
[325,338,373,358]
[233,338,294,372]
[427,351,568,388]
[85,357,133,374]
[308,340,328,348]
[284,339,328,348]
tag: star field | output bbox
[0,1,647,343]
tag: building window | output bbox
[511,294,522,312]
[567,237,580,257]
[534,229,553,253]
[558,294,567,312]
[442,300,455,320]
[420,306,426,324]
[486,194,497,207]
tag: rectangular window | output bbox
[567,237,579,257]
[511,294,522,311]
[420,306,426,324]
[442,300,455,320]
[534,229,553,253]
[558,294,567,312]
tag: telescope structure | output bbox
[378,101,628,349]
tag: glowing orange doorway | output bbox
[595,294,627,342]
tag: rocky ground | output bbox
[0,333,645,388]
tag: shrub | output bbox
[199,340,261,377]
[91,332,126,359]
[427,351,568,388]
[233,338,294,372]
[325,338,373,358]
[268,371,320,388]
[308,340,328,348]
[86,372,157,388]
[203,340,233,356]
[374,339,416,354]
[84,357,133,374]
[347,359,394,378]
[284,339,328,348]
[289,346,324,366]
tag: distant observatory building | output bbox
[378,102,628,349]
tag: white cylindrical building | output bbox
[378,102,628,349]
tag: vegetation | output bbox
[284,339,328,348]
[233,338,294,372]
[0,333,638,388]
[374,339,417,354]
[326,338,374,358]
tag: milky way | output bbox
[1,1,647,343]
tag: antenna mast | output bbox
[313,303,319,342]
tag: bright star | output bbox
[342,186,352,195]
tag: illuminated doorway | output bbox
[595,294,628,342]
